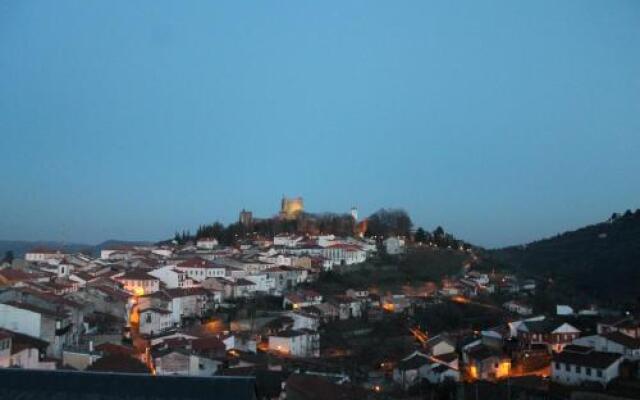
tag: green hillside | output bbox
[492,209,640,304]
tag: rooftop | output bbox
[554,348,622,369]
[0,368,256,400]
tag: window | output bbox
[576,366,581,373]
[555,362,561,370]
[597,370,602,378]
[565,364,570,371]
[586,368,591,376]
[145,314,152,323]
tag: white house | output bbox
[113,270,160,295]
[516,319,581,352]
[466,271,490,286]
[25,248,67,263]
[140,288,211,326]
[316,235,336,248]
[283,291,323,309]
[393,351,431,390]
[0,328,55,370]
[322,244,366,266]
[174,258,226,282]
[153,348,223,376]
[148,266,194,289]
[273,235,303,248]
[268,329,319,357]
[244,274,275,293]
[552,345,623,387]
[556,305,575,316]
[196,238,219,250]
[329,295,362,320]
[424,363,460,384]
[138,307,173,336]
[572,332,640,361]
[384,237,405,255]
[286,311,320,332]
[0,302,72,357]
[503,300,533,316]
[427,335,456,358]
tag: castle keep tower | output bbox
[280,196,304,220]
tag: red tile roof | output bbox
[1,301,68,319]
[0,268,33,282]
[116,270,158,281]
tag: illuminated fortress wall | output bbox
[280,196,304,220]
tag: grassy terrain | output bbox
[307,248,470,296]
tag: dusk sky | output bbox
[1,1,639,248]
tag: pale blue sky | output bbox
[1,1,639,247]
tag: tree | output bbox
[365,208,413,237]
[414,227,427,243]
[433,226,445,238]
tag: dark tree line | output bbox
[173,208,477,250]
[364,208,413,237]
[2,251,13,264]
[413,226,470,250]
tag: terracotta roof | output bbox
[191,337,226,354]
[0,328,49,355]
[1,301,68,319]
[0,268,33,282]
[602,331,640,349]
[466,344,505,362]
[554,348,622,369]
[177,258,222,269]
[140,307,172,315]
[94,342,136,357]
[86,354,151,374]
[163,287,210,298]
[434,351,458,363]
[90,285,131,301]
[27,247,63,254]
[397,353,430,371]
[325,244,362,251]
[116,271,158,281]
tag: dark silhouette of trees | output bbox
[414,227,427,243]
[365,208,412,237]
[2,251,13,264]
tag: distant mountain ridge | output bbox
[492,209,640,303]
[0,240,152,258]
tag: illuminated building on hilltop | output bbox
[280,196,304,220]
[238,209,253,227]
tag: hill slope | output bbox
[492,210,640,303]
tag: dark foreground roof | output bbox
[0,368,256,400]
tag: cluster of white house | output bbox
[391,310,640,391]
[0,233,405,372]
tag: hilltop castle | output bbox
[279,196,304,220]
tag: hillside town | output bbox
[1,199,639,400]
